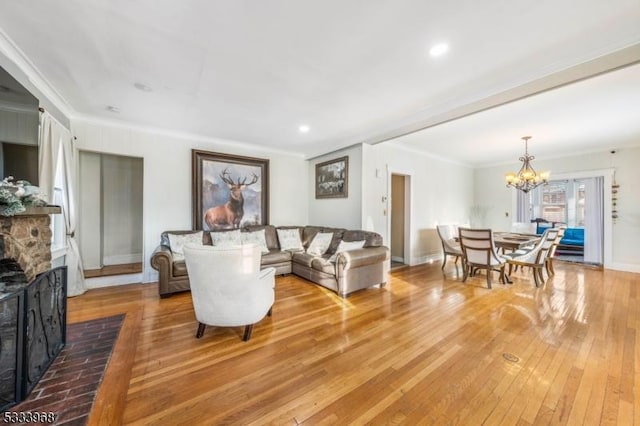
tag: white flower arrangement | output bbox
[0,176,47,216]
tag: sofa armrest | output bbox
[336,246,389,270]
[151,245,175,294]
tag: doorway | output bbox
[390,174,410,269]
[78,151,144,278]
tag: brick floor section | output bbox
[8,314,124,425]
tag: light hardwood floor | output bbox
[68,261,640,425]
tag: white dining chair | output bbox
[458,228,507,289]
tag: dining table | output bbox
[493,232,540,251]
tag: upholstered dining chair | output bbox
[183,243,275,341]
[436,224,462,271]
[501,228,559,287]
[511,222,537,235]
[545,227,566,277]
[458,228,507,289]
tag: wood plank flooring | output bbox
[84,263,143,278]
[66,261,640,425]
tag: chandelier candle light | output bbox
[505,136,550,193]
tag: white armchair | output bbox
[183,243,275,341]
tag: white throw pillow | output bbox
[241,229,270,254]
[210,229,242,247]
[306,232,333,256]
[277,228,304,252]
[329,240,366,262]
[168,231,203,261]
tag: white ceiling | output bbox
[0,0,639,163]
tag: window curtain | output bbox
[516,190,531,223]
[583,176,604,264]
[39,112,86,297]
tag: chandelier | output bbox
[505,136,550,193]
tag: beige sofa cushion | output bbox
[292,252,315,267]
[311,257,336,275]
[277,228,304,251]
[306,232,333,256]
[168,231,203,261]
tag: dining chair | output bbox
[458,228,507,289]
[501,228,559,287]
[545,227,566,276]
[436,224,462,271]
[183,243,275,341]
[511,222,537,234]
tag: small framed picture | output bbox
[315,156,348,199]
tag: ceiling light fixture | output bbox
[505,136,550,193]
[429,43,449,57]
[298,125,310,133]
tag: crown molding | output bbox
[71,114,306,159]
[0,27,75,118]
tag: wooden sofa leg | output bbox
[243,324,254,341]
[196,322,206,338]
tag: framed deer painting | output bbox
[192,150,269,231]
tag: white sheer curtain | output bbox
[583,176,604,264]
[39,111,86,296]
[516,190,531,222]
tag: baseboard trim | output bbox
[86,273,143,289]
[410,253,442,266]
[607,262,640,274]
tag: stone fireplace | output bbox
[0,206,61,281]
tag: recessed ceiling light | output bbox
[106,105,120,113]
[429,43,449,57]
[134,82,152,92]
[299,125,310,133]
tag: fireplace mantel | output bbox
[1,205,62,217]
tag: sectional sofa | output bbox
[151,225,390,298]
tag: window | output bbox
[541,182,567,223]
[532,180,586,227]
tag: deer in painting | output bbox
[204,168,259,230]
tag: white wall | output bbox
[0,109,38,145]
[362,143,474,265]
[78,151,102,269]
[72,119,309,282]
[102,154,144,265]
[308,145,362,229]
[474,145,640,272]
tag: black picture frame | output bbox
[315,156,348,199]
[192,150,269,230]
